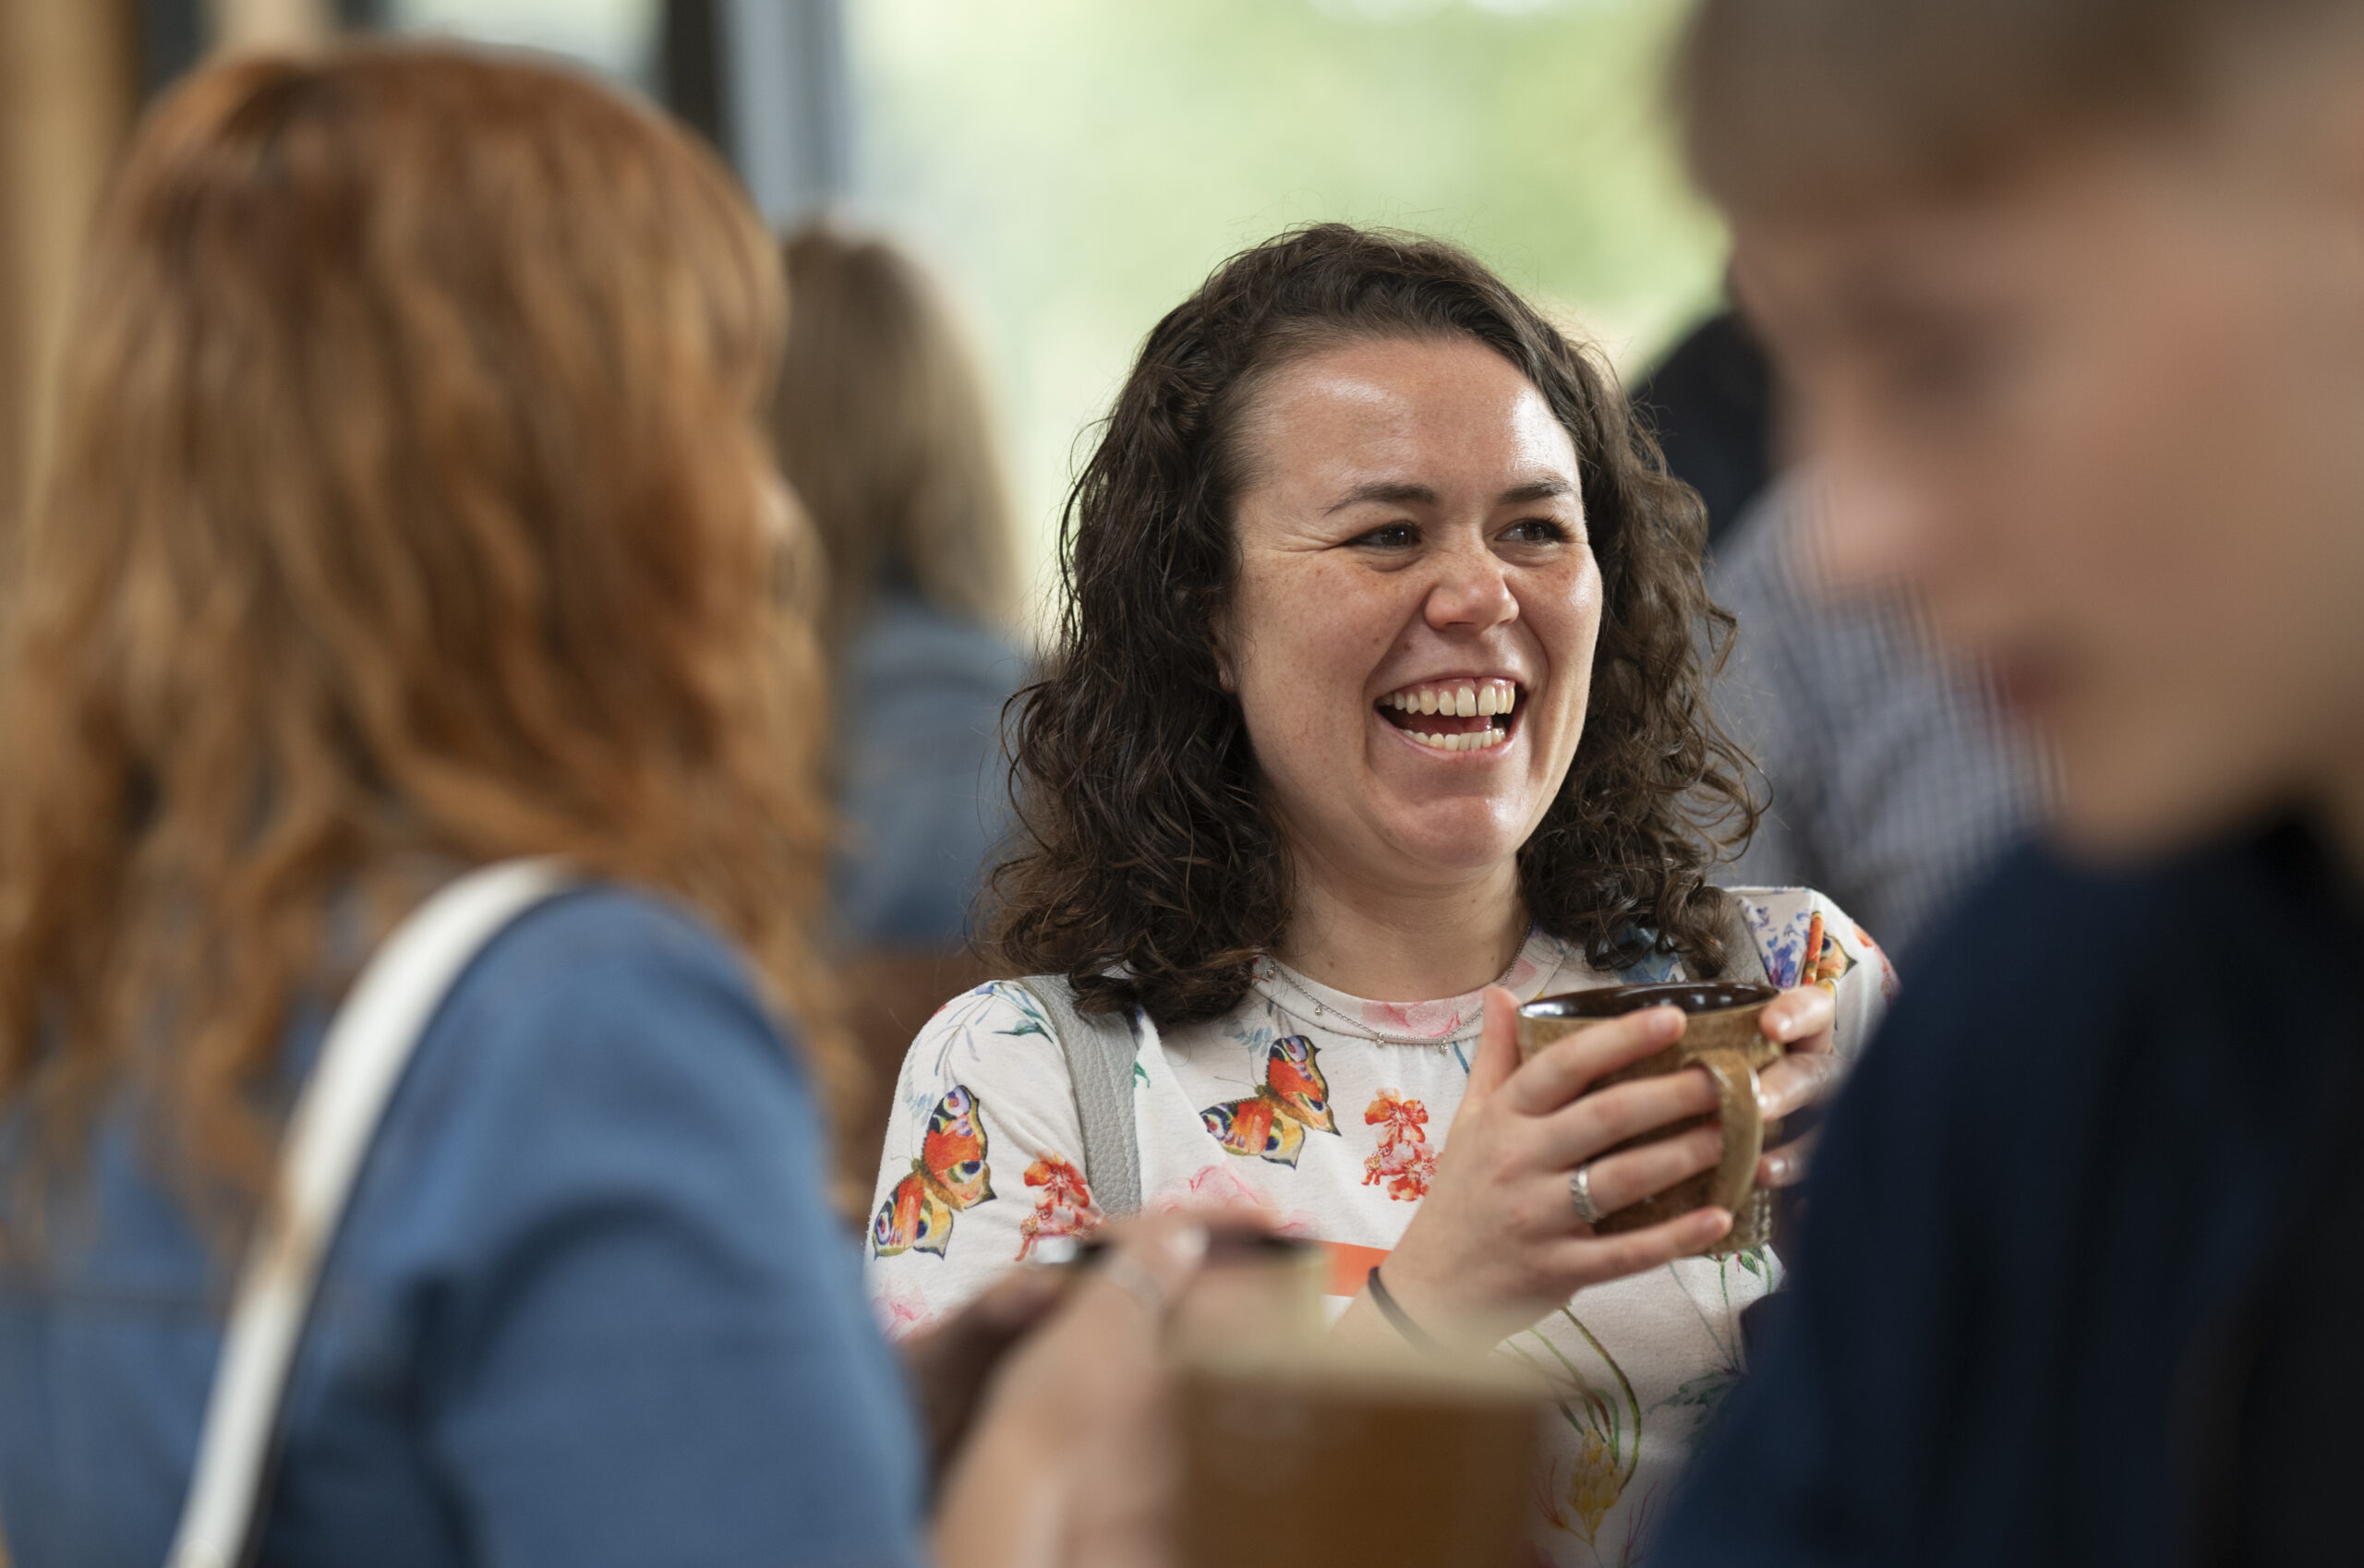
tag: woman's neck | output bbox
[1275,853,1530,1005]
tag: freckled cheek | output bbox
[1520,565,1603,711]
[1231,567,1401,722]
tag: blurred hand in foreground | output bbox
[930,1212,1215,1568]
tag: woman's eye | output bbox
[1501,518,1571,545]
[1349,523,1419,549]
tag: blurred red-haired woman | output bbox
[0,47,1194,1568]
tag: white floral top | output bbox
[864,888,1894,1566]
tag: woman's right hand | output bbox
[1369,986,1733,1345]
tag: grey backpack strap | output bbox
[1009,974,1142,1219]
[1719,896,1774,984]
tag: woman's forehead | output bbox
[1236,336,1579,504]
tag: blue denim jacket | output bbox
[834,590,1026,947]
[0,888,925,1568]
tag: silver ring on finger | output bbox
[1568,1162,1607,1226]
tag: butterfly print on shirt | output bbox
[1200,1034,1340,1167]
[873,1085,995,1258]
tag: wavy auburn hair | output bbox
[991,224,1755,1023]
[0,49,849,1230]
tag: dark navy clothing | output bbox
[1654,823,2364,1568]
[0,888,925,1568]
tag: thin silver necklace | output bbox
[1257,929,1535,1048]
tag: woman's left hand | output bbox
[1753,983,1846,1188]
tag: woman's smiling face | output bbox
[1216,333,1600,892]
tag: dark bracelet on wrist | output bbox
[1366,1265,1442,1354]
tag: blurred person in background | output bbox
[1635,294,2042,955]
[1644,304,2047,956]
[1633,305,1774,553]
[771,223,1029,1172]
[0,47,1200,1568]
[1709,472,2051,956]
[866,224,1893,1566]
[1658,0,2364,1563]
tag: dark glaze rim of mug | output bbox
[1519,981,1779,1020]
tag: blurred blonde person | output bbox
[771,224,1029,1165]
[0,49,1198,1568]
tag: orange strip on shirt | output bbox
[1321,1240,1391,1298]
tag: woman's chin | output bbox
[1362,797,1538,881]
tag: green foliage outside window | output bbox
[850,0,1728,612]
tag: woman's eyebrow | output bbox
[1498,477,1575,505]
[1321,476,1574,513]
[1323,480,1437,513]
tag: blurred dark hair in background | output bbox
[1633,308,1771,556]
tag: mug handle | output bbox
[1690,1049,1765,1218]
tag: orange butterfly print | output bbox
[1200,1034,1340,1168]
[1796,911,1856,990]
[873,1085,995,1259]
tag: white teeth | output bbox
[1379,680,1524,732]
[1406,726,1510,754]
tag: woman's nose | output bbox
[1423,548,1518,633]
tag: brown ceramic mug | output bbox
[1516,982,1783,1257]
[1176,1341,1541,1568]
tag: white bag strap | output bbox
[1008,974,1142,1220]
[166,857,573,1568]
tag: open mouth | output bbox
[1373,678,1522,754]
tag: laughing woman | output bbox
[864,226,1894,1561]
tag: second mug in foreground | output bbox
[1517,982,1782,1256]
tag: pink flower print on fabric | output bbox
[1362,996,1478,1042]
[871,1280,933,1343]
[1152,1163,1321,1237]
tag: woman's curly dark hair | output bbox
[989,224,1756,1023]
